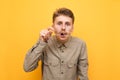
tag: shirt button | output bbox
[61,72,64,74]
[61,61,64,63]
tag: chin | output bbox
[59,37,68,43]
[55,34,69,43]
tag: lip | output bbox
[59,32,67,38]
[60,32,67,35]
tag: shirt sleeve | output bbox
[78,42,89,80]
[23,40,47,72]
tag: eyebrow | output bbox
[57,20,71,23]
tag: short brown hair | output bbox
[53,8,75,24]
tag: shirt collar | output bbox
[53,35,72,48]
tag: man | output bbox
[24,8,88,80]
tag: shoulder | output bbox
[71,36,87,48]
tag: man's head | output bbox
[52,8,75,43]
[52,8,75,24]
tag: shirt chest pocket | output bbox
[67,62,77,68]
[43,60,59,67]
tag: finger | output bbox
[48,27,54,33]
[40,28,52,42]
[40,31,46,37]
[48,27,54,36]
[40,30,48,36]
[40,30,49,39]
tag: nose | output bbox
[61,25,66,31]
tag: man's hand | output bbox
[40,27,54,42]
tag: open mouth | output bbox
[60,32,67,37]
[61,33,64,35]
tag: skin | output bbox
[40,15,74,43]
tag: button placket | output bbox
[60,58,65,76]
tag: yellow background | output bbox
[0,0,120,80]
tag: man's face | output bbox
[53,15,74,43]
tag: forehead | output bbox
[54,15,72,23]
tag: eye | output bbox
[57,21,62,25]
[66,22,71,26]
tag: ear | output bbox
[71,25,74,32]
